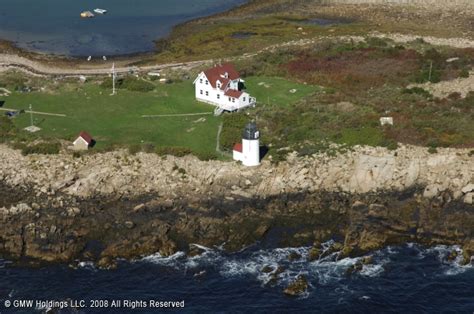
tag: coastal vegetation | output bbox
[1,37,473,161]
[0,71,314,157]
[220,38,474,159]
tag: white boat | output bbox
[93,8,107,14]
[80,11,95,18]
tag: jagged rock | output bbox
[188,245,207,257]
[67,207,81,217]
[446,250,458,262]
[124,221,135,229]
[97,256,118,270]
[351,200,367,209]
[268,266,285,286]
[159,240,177,257]
[132,203,146,213]
[288,251,302,261]
[461,183,474,194]
[423,184,443,198]
[464,193,473,205]
[283,275,308,296]
[261,265,274,273]
[307,247,321,261]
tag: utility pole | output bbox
[428,60,433,82]
[111,62,116,95]
[29,104,34,127]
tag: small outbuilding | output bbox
[73,131,95,150]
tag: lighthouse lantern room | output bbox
[233,122,261,167]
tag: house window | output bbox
[217,83,221,88]
[200,79,203,84]
[217,94,220,99]
[243,97,246,102]
[200,90,203,95]
[205,80,209,85]
[205,91,209,96]
[232,98,235,103]
[229,97,231,102]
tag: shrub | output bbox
[21,142,61,155]
[195,151,218,161]
[459,68,470,78]
[129,143,156,155]
[141,143,155,153]
[128,144,141,155]
[155,146,192,157]
[428,147,438,154]
[402,87,432,98]
[100,77,123,89]
[381,139,399,151]
[0,116,16,142]
[122,77,155,92]
[447,92,461,100]
[365,37,388,48]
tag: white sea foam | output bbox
[140,251,186,269]
[77,261,96,270]
[420,244,473,276]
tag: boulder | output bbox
[97,256,118,270]
[307,247,321,261]
[464,193,473,205]
[423,184,443,198]
[261,265,274,273]
[132,203,146,213]
[124,221,135,229]
[461,184,474,194]
[283,275,308,296]
[288,251,302,261]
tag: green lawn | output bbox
[6,81,219,153]
[245,76,321,106]
[3,75,316,154]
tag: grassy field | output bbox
[1,74,316,154]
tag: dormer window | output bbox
[217,82,221,88]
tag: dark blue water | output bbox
[0,0,246,56]
[0,243,473,313]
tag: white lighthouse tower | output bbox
[233,122,261,167]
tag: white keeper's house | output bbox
[193,63,256,112]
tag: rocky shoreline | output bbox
[0,144,473,269]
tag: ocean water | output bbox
[0,243,473,313]
[0,0,247,56]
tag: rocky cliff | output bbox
[0,144,472,202]
[0,144,473,268]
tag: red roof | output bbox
[233,143,243,153]
[78,131,93,144]
[218,78,230,90]
[204,63,240,88]
[225,89,243,98]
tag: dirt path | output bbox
[1,32,473,77]
[141,112,213,118]
[0,107,67,117]
[0,53,213,76]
